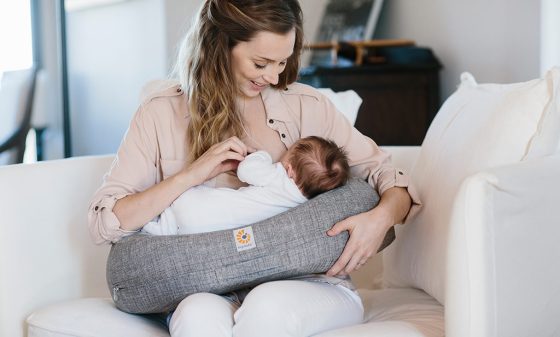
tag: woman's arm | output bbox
[115,137,251,231]
[326,186,411,276]
[88,85,252,243]
[113,172,195,232]
[297,88,419,275]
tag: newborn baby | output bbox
[142,136,349,235]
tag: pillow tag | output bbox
[233,226,256,252]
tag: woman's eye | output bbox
[279,61,287,66]
[254,63,266,69]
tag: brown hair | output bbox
[288,136,350,198]
[173,0,304,161]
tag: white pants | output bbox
[168,280,364,337]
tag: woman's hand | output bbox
[326,207,392,276]
[179,136,255,187]
[115,137,255,232]
[326,186,412,276]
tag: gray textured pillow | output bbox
[106,178,393,314]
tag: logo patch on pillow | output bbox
[234,226,256,252]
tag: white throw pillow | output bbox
[317,88,362,125]
[383,67,560,304]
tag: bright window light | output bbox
[0,0,33,75]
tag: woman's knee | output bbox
[233,282,299,336]
[169,293,237,337]
[233,281,364,337]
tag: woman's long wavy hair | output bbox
[173,0,304,161]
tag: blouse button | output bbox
[398,171,404,175]
[94,206,99,211]
[176,87,182,93]
[268,119,274,124]
[281,133,286,138]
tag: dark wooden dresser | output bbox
[298,47,442,145]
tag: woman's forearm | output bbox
[114,172,196,231]
[114,137,249,232]
[375,186,412,226]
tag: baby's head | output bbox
[281,136,350,198]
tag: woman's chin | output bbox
[240,88,262,98]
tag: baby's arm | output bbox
[237,151,277,186]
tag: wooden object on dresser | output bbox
[306,39,415,66]
[299,46,442,146]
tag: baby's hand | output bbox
[237,151,276,186]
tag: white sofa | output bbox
[2,69,560,336]
[2,148,559,337]
[2,148,440,337]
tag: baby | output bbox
[142,136,350,235]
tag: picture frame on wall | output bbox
[310,0,384,66]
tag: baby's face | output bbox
[280,147,296,179]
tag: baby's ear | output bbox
[286,163,296,179]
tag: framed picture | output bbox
[310,0,384,66]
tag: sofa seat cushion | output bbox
[316,288,444,337]
[26,298,169,337]
[27,289,442,337]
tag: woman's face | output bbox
[231,29,296,98]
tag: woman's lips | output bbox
[250,80,267,91]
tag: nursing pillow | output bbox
[106,178,391,314]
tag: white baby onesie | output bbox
[142,151,307,235]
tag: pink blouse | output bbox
[88,80,420,244]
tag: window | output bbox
[0,0,36,164]
[0,0,34,75]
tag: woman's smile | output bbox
[231,29,295,98]
[249,80,268,92]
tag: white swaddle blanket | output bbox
[142,151,307,235]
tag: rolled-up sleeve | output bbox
[88,193,137,245]
[300,92,421,223]
[88,102,159,244]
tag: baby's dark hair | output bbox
[289,136,350,198]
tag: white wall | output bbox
[299,0,328,66]
[541,0,560,74]
[60,0,546,156]
[374,0,541,101]
[66,0,167,156]
[163,0,203,73]
[65,0,212,156]
[162,0,327,72]
[63,0,329,156]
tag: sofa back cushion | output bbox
[382,67,560,304]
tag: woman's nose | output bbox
[262,68,279,85]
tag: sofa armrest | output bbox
[0,155,114,337]
[446,153,560,337]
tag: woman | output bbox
[88,0,419,336]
